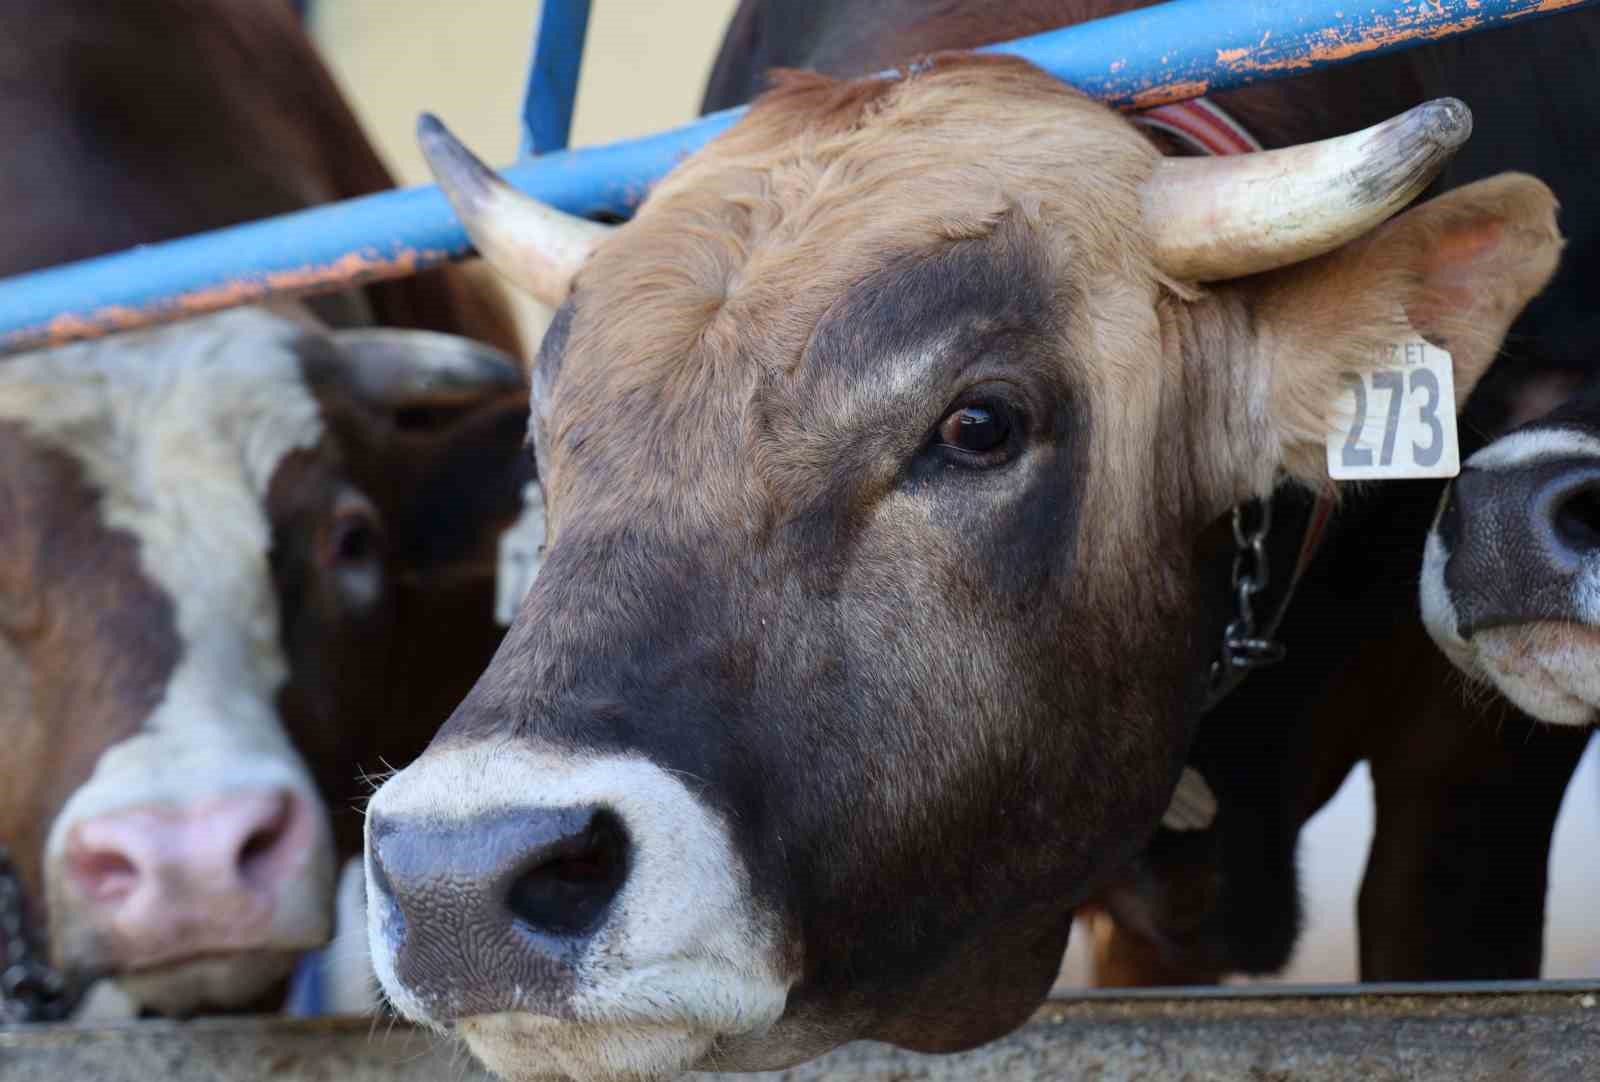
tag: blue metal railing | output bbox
[520,0,591,157]
[0,0,1592,352]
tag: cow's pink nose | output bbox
[63,788,315,970]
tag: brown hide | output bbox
[0,425,179,914]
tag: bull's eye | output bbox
[934,397,1019,466]
[940,406,1007,452]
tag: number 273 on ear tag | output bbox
[1325,337,1459,481]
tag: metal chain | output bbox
[0,846,73,1025]
[1207,498,1288,698]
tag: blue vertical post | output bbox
[521,0,592,157]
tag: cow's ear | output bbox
[1245,173,1562,486]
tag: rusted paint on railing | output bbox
[1113,0,1596,109]
[28,249,446,352]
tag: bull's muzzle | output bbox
[366,804,630,1019]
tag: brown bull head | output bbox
[366,56,1560,1082]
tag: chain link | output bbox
[0,846,74,1025]
[1208,498,1288,699]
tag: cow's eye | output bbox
[934,397,1019,466]
[331,515,378,564]
[321,492,385,608]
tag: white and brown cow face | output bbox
[366,58,1561,1082]
[0,308,529,1015]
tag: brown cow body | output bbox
[359,5,1559,1078]
[0,0,531,1017]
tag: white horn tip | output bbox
[1409,97,1473,153]
[417,110,613,307]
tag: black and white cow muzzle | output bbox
[1422,427,1600,725]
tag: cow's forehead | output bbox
[538,57,1157,531]
[0,309,326,730]
[0,309,324,499]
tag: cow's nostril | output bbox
[506,809,629,936]
[73,850,140,901]
[235,789,297,887]
[1553,482,1600,553]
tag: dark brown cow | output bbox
[0,0,531,1018]
[357,13,1559,1082]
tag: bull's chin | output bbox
[459,1013,716,1082]
[114,949,302,1016]
[1473,624,1600,727]
[457,1006,829,1082]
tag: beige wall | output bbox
[310,1,739,348]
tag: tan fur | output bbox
[549,58,1166,538]
[540,59,1560,544]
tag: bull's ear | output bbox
[1247,173,1562,485]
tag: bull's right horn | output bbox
[1142,98,1472,281]
[418,114,613,308]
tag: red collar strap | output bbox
[1133,98,1264,155]
[1135,98,1338,711]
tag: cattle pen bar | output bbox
[5,982,1600,1081]
[0,0,1594,354]
[520,0,591,157]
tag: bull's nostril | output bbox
[505,809,629,936]
[1554,483,1600,553]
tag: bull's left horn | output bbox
[418,113,613,307]
[1142,98,1471,281]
